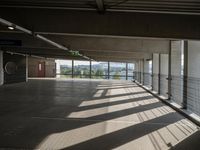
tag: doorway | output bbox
[38,62,45,77]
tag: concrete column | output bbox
[140,59,144,84]
[187,40,200,115]
[134,61,139,82]
[152,53,159,93]
[171,40,183,106]
[160,54,169,97]
[0,51,3,85]
[144,59,151,88]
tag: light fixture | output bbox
[8,26,14,30]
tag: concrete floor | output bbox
[0,78,199,150]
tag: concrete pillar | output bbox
[138,60,141,83]
[152,53,159,93]
[171,40,183,106]
[144,59,151,88]
[187,40,200,115]
[0,51,3,85]
[140,59,144,84]
[134,61,139,82]
[160,54,169,97]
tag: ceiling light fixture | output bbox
[8,26,14,30]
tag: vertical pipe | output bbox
[158,53,161,95]
[183,41,188,109]
[168,41,172,100]
[89,60,92,79]
[72,60,74,78]
[126,63,128,80]
[108,61,110,79]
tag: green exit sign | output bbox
[70,50,80,56]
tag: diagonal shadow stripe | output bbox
[75,95,154,112]
[85,91,147,101]
[96,85,138,90]
[86,101,163,121]
[62,112,181,150]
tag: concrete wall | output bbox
[0,51,3,85]
[187,40,200,115]
[3,53,27,84]
[160,54,169,97]
[152,53,159,92]
[28,57,56,77]
[171,41,183,105]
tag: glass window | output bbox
[74,60,90,78]
[110,62,126,80]
[55,59,72,78]
[91,61,108,79]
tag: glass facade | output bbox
[56,60,135,80]
[110,62,126,80]
[74,60,90,78]
[56,60,72,78]
[91,61,108,79]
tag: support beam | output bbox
[1,8,200,39]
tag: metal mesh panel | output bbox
[187,77,200,116]
[143,73,152,88]
[160,74,168,97]
[152,73,159,92]
[171,75,183,106]
[134,71,141,82]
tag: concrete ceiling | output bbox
[1,0,200,15]
[2,0,198,62]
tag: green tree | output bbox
[113,72,120,80]
[95,69,104,79]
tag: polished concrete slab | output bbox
[0,78,199,150]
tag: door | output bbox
[38,62,45,77]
